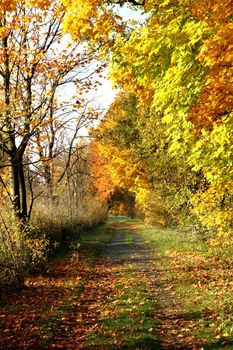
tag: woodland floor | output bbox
[0,218,232,349]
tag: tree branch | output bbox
[114,0,145,6]
[129,0,145,5]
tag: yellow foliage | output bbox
[61,0,232,245]
[26,0,52,9]
[62,0,122,42]
[26,236,49,264]
[192,184,233,246]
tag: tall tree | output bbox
[92,92,201,225]
[87,0,232,242]
[0,0,101,220]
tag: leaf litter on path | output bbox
[1,221,226,349]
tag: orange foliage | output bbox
[190,0,233,23]
[90,141,116,201]
[189,0,233,130]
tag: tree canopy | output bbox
[88,0,233,245]
[0,0,232,250]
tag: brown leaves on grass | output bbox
[160,250,233,346]
[0,240,119,350]
[1,221,232,350]
[50,261,116,349]
[0,254,91,349]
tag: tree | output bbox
[0,0,101,221]
[62,0,154,47]
[89,0,232,242]
[91,91,201,225]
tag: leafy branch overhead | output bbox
[85,0,233,244]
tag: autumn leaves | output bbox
[0,0,232,294]
[72,0,233,245]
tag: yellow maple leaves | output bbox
[88,0,233,244]
[0,0,53,12]
[62,0,123,43]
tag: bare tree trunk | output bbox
[9,155,28,222]
[9,156,21,216]
[18,156,27,220]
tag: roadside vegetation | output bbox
[0,217,232,349]
[0,222,114,349]
[135,222,233,349]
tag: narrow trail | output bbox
[103,226,198,350]
[60,224,199,349]
[0,222,199,349]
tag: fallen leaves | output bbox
[0,249,93,349]
[0,220,232,349]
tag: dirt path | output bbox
[103,227,198,349]
[72,225,199,349]
[0,222,199,349]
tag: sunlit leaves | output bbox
[0,0,105,222]
[62,0,123,44]
[100,0,233,244]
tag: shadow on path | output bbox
[0,222,213,350]
[102,229,199,350]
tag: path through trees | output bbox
[0,220,232,349]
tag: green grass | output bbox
[135,222,233,350]
[87,266,160,349]
[79,222,115,268]
[85,218,160,348]
[107,215,141,224]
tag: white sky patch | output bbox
[77,76,118,137]
[60,4,146,138]
[112,3,148,22]
[91,77,117,110]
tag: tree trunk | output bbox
[9,155,28,222]
[18,155,27,220]
[9,156,21,215]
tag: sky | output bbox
[92,4,147,111]
[61,4,147,137]
[92,76,117,111]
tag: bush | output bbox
[0,189,108,291]
[0,209,26,290]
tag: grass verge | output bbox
[135,223,233,350]
[87,265,160,349]
[0,222,114,350]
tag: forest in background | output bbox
[0,0,232,291]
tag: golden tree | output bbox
[0,0,101,220]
